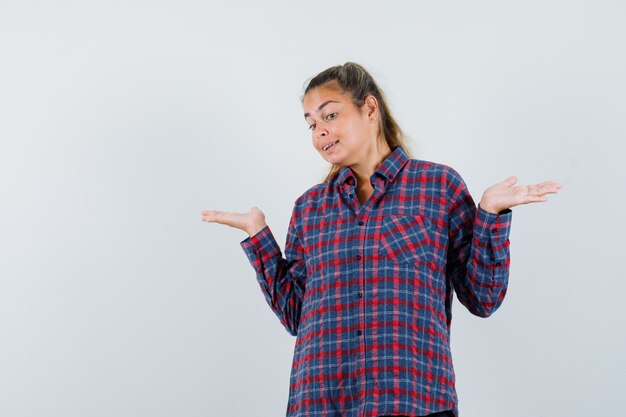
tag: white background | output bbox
[1,1,624,416]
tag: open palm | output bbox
[201,206,267,237]
[479,176,562,214]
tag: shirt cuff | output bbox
[240,225,281,267]
[475,203,513,257]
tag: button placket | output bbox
[353,216,366,344]
[356,219,365,261]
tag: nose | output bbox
[316,124,328,139]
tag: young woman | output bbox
[201,62,561,417]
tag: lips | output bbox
[323,140,339,152]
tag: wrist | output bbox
[479,201,499,214]
[247,222,267,237]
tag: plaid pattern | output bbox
[240,146,513,417]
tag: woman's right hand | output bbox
[201,206,268,237]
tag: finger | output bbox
[530,181,562,193]
[523,195,549,204]
[201,210,226,223]
[540,187,561,195]
[534,183,562,196]
[503,176,518,187]
[532,180,556,187]
[523,182,560,196]
[520,180,560,189]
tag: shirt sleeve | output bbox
[445,171,513,318]
[239,201,307,336]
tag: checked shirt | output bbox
[240,145,513,417]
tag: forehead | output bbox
[302,84,350,115]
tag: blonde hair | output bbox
[301,62,415,183]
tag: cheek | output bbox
[311,136,320,151]
[353,120,371,140]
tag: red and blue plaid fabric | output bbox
[240,145,513,417]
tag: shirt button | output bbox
[348,193,354,198]
[358,292,363,298]
[357,329,363,336]
[358,220,364,226]
[356,255,361,260]
[495,261,501,266]
[491,228,497,233]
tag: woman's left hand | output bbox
[479,176,562,214]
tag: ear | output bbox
[363,95,379,121]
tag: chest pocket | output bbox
[377,214,433,264]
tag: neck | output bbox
[350,141,392,188]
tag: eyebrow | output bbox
[304,100,339,119]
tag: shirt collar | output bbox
[336,145,410,188]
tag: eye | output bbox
[326,112,337,120]
[308,123,316,131]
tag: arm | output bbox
[239,202,307,336]
[446,170,513,318]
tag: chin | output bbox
[324,155,343,165]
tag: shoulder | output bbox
[404,159,471,207]
[287,182,329,234]
[404,158,467,187]
[291,181,330,215]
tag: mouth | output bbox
[323,140,339,152]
